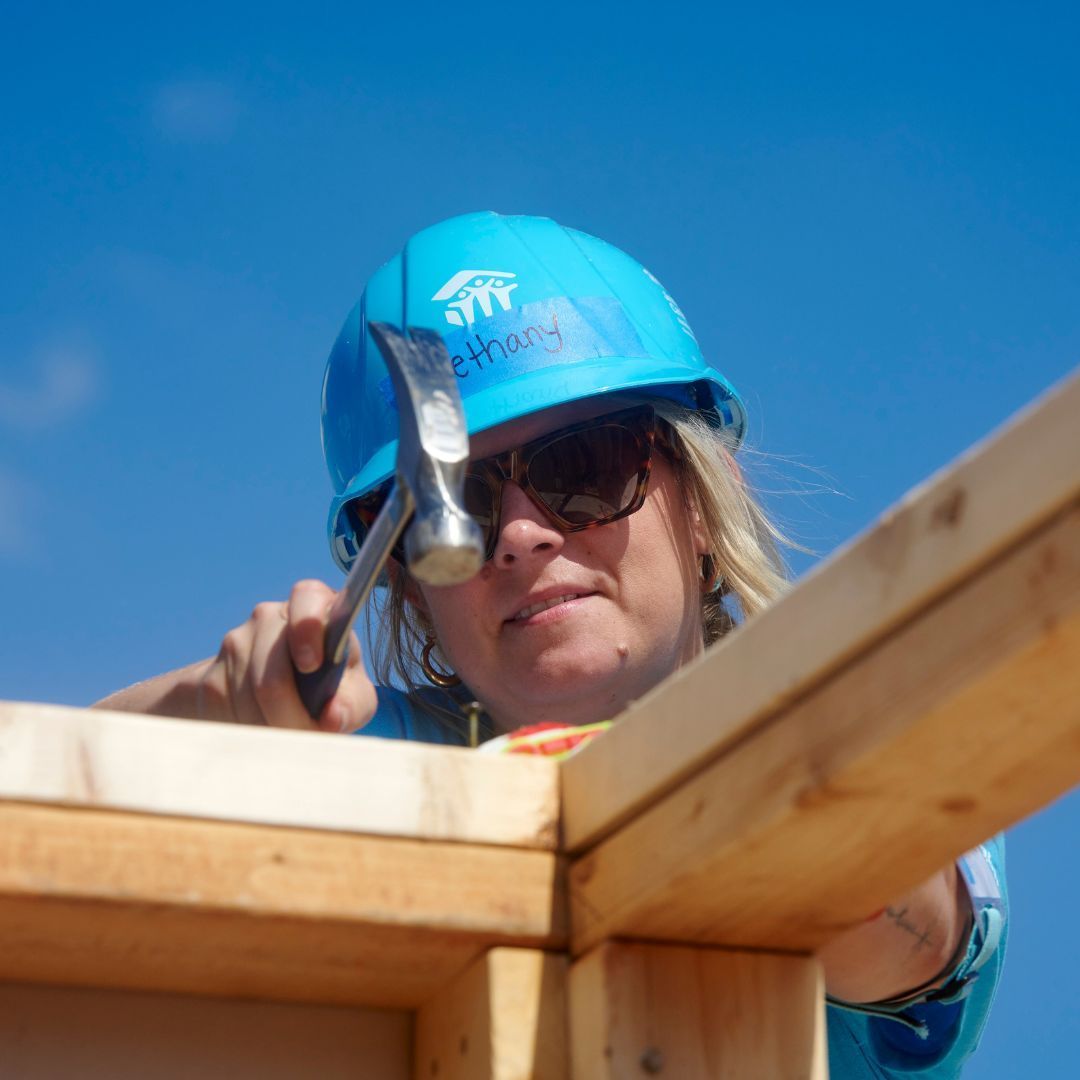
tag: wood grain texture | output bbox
[414,948,568,1080]
[0,802,565,1008]
[563,368,1080,851]
[571,502,1080,954]
[569,943,826,1080]
[0,701,558,849]
[0,981,411,1080]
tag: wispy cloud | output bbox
[151,79,241,143]
[0,344,100,433]
[0,465,34,557]
[0,342,100,561]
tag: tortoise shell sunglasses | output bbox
[349,404,679,564]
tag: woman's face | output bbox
[413,397,710,732]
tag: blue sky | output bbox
[2,4,1077,1072]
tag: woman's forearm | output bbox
[818,863,972,1004]
[92,658,216,720]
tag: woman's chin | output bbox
[477,650,640,726]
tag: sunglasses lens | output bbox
[463,473,498,556]
[359,411,656,567]
[528,425,645,524]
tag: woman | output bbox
[98,212,1006,1078]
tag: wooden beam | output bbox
[0,802,565,1008]
[570,500,1080,954]
[0,702,558,849]
[568,943,826,1079]
[0,982,412,1080]
[414,948,568,1080]
[563,368,1080,851]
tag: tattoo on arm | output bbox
[885,905,935,952]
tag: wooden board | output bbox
[414,948,568,1080]
[0,981,411,1080]
[0,801,565,1008]
[568,943,826,1079]
[0,701,559,849]
[570,501,1080,953]
[563,368,1080,851]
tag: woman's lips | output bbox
[506,593,595,624]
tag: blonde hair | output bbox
[370,399,790,718]
[652,399,789,643]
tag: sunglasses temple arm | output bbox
[295,482,414,720]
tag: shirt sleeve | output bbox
[826,836,1009,1079]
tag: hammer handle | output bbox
[295,654,350,720]
[296,482,413,720]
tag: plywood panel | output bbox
[0,701,558,849]
[0,981,410,1080]
[571,502,1080,953]
[563,368,1080,851]
[568,943,826,1079]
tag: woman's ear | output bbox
[686,498,711,559]
[686,501,718,594]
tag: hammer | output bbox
[296,322,485,719]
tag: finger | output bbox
[217,619,263,726]
[249,603,319,730]
[287,579,337,673]
[195,655,233,723]
[322,662,379,734]
[345,629,362,668]
[315,630,366,733]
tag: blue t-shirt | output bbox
[363,685,473,745]
[361,687,1008,1078]
[826,835,1008,1079]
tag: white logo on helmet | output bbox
[642,267,697,342]
[432,270,518,326]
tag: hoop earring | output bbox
[421,635,461,688]
[700,554,721,594]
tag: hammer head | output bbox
[367,322,484,586]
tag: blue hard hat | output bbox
[322,211,747,572]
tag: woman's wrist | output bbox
[92,658,216,720]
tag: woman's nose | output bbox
[491,481,565,568]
